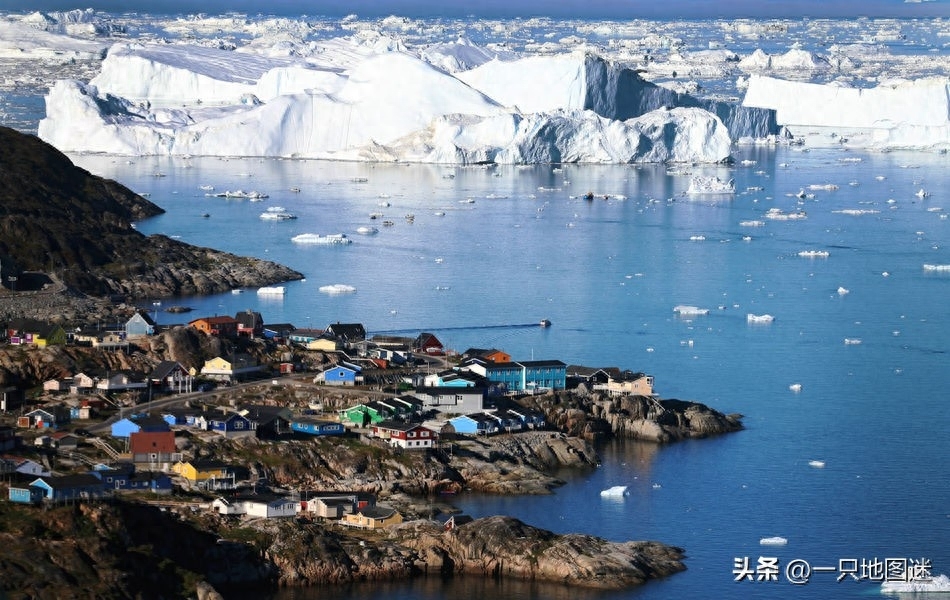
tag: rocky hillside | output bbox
[0,501,684,598]
[0,126,302,299]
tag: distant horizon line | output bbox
[4,0,948,21]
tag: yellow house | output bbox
[307,338,340,352]
[342,506,403,529]
[605,372,654,397]
[173,459,231,485]
[199,354,261,381]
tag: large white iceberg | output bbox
[37,43,742,164]
[742,75,950,150]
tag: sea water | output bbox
[67,146,950,599]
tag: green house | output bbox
[339,401,391,426]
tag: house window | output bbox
[408,431,415,438]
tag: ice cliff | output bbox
[38,43,741,163]
[742,74,950,150]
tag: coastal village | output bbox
[0,305,663,525]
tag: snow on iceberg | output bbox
[747,314,774,323]
[291,233,352,245]
[600,485,629,498]
[37,44,736,164]
[742,75,950,151]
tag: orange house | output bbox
[129,430,179,467]
[188,316,239,338]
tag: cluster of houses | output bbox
[2,309,660,528]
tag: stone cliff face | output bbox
[0,126,302,300]
[522,389,743,443]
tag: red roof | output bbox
[130,430,176,453]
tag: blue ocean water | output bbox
[66,145,950,599]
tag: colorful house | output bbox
[288,328,323,344]
[20,406,70,430]
[339,401,390,426]
[96,371,147,392]
[7,318,66,347]
[290,417,345,436]
[371,421,438,449]
[306,337,340,352]
[465,359,567,393]
[125,311,157,338]
[414,332,445,355]
[22,474,106,503]
[462,348,512,363]
[173,460,235,489]
[342,505,403,529]
[129,430,178,467]
[200,354,262,382]
[315,362,362,386]
[604,371,655,397]
[234,310,264,337]
[188,316,239,338]
[448,413,501,436]
[207,412,254,438]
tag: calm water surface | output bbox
[70,146,950,599]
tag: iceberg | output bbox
[674,305,709,316]
[808,460,825,468]
[743,75,950,150]
[36,43,737,164]
[600,485,629,498]
[759,536,788,546]
[746,314,774,323]
[319,284,357,295]
[291,233,352,245]
[686,175,735,195]
[257,286,285,295]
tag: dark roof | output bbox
[325,322,366,341]
[263,323,296,333]
[358,505,398,519]
[132,415,172,431]
[234,310,263,328]
[373,420,423,432]
[150,360,185,380]
[34,474,103,489]
[131,310,157,326]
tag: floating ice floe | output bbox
[291,233,352,245]
[689,235,706,241]
[207,189,268,199]
[259,207,297,220]
[789,383,802,392]
[319,284,356,294]
[798,250,830,258]
[808,460,825,468]
[838,286,850,295]
[760,537,788,546]
[739,220,765,227]
[356,226,378,235]
[915,188,930,199]
[833,209,880,215]
[600,485,629,498]
[674,305,709,316]
[923,264,950,272]
[807,183,839,191]
[686,175,735,195]
[881,574,950,593]
[844,338,863,345]
[257,286,285,295]
[764,208,807,220]
[747,313,774,323]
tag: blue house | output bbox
[449,413,501,436]
[208,412,253,438]
[317,362,362,386]
[479,360,567,393]
[8,485,44,504]
[28,474,106,503]
[111,415,170,438]
[488,408,525,433]
[90,463,135,488]
[290,418,346,436]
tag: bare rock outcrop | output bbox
[399,516,685,589]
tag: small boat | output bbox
[540,319,552,327]
[356,226,378,235]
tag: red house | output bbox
[413,332,445,355]
[129,430,178,466]
[371,421,437,449]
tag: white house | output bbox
[211,494,298,518]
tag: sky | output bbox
[4,0,948,19]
